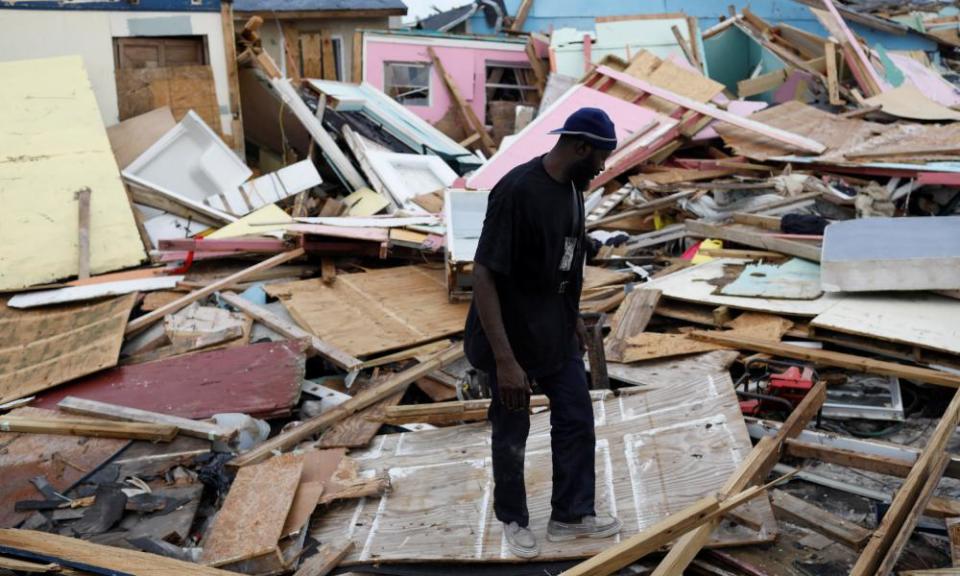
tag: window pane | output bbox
[385,63,430,106]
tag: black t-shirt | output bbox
[464,155,585,379]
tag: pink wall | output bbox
[363,37,530,125]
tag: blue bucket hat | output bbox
[548,107,617,151]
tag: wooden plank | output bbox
[282,448,345,537]
[825,42,843,105]
[671,24,701,70]
[75,188,91,280]
[293,540,354,576]
[685,221,821,262]
[0,529,238,575]
[301,33,321,78]
[125,248,305,336]
[33,340,306,420]
[427,47,496,156]
[820,0,885,94]
[947,517,960,567]
[0,414,176,441]
[525,39,547,96]
[737,69,788,98]
[318,389,404,449]
[770,489,871,549]
[510,0,533,31]
[603,290,660,362]
[283,24,302,81]
[622,333,725,363]
[785,438,914,477]
[220,0,244,155]
[352,31,362,83]
[202,453,304,565]
[562,482,776,576]
[382,396,552,426]
[266,266,468,358]
[229,344,465,467]
[220,291,361,371]
[592,65,826,154]
[689,331,960,389]
[851,388,960,575]
[58,396,234,442]
[0,294,134,405]
[321,35,336,80]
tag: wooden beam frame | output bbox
[427,47,496,156]
[689,331,960,389]
[590,65,826,154]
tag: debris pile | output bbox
[2,1,960,575]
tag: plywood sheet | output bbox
[267,266,468,357]
[310,374,776,564]
[0,407,127,528]
[0,295,135,405]
[622,332,726,362]
[106,106,177,169]
[604,350,740,388]
[865,83,960,122]
[811,294,960,356]
[32,340,306,419]
[201,452,303,565]
[583,265,633,290]
[715,101,886,160]
[317,389,404,449]
[115,65,222,135]
[0,56,146,290]
[644,259,842,317]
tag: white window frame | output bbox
[383,61,432,107]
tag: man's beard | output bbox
[570,158,596,191]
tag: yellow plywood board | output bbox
[207,204,293,239]
[0,56,146,290]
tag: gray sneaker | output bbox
[504,521,540,558]
[546,514,623,542]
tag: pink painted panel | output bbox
[889,53,960,108]
[363,38,530,125]
[466,86,674,190]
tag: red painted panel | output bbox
[33,340,306,420]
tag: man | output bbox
[464,108,622,559]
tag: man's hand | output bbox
[576,317,588,355]
[496,358,532,412]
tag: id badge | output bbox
[559,236,577,271]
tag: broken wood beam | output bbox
[851,387,960,575]
[229,343,465,467]
[219,291,361,372]
[592,65,826,154]
[604,289,661,362]
[689,331,960,389]
[57,396,234,442]
[381,396,551,425]
[293,540,354,576]
[0,415,176,441]
[685,220,821,262]
[0,529,236,575]
[125,248,305,336]
[427,47,496,156]
[509,0,533,31]
[157,238,290,253]
[75,188,91,280]
[649,382,826,575]
[770,489,871,549]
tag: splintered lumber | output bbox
[125,248,305,336]
[851,388,960,576]
[562,479,780,576]
[219,291,361,371]
[293,540,354,576]
[202,453,304,565]
[0,414,176,441]
[821,0,885,95]
[685,221,821,262]
[770,490,871,549]
[0,529,237,575]
[382,396,552,426]
[604,289,661,362]
[688,331,960,389]
[947,517,960,567]
[592,66,826,154]
[229,343,465,467]
[509,0,533,31]
[427,47,496,156]
[649,382,826,576]
[57,397,234,442]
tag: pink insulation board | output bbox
[466,85,678,190]
[362,35,530,125]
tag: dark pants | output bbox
[488,353,596,527]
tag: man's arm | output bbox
[473,263,531,411]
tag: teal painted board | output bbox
[720,258,823,300]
